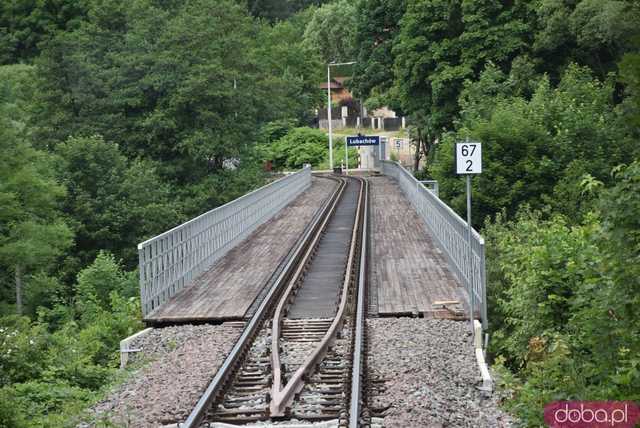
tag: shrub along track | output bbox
[181,175,370,427]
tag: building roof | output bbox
[320,79,344,90]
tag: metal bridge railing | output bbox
[138,166,312,317]
[381,161,487,328]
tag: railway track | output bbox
[182,175,370,427]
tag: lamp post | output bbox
[327,61,356,171]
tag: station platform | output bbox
[368,175,469,318]
[144,176,338,324]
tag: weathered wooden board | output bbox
[369,176,469,319]
[145,177,337,324]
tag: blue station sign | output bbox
[346,135,380,147]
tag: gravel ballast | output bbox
[368,318,513,428]
[89,323,242,426]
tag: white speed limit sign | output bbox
[456,141,482,174]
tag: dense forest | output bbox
[0,0,639,426]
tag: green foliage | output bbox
[246,0,329,22]
[0,316,51,386]
[533,0,640,81]
[55,136,181,271]
[268,127,329,169]
[0,0,89,64]
[75,252,138,315]
[0,251,142,424]
[619,49,640,129]
[33,0,275,182]
[431,65,634,226]
[351,0,406,111]
[23,274,65,318]
[302,0,358,62]
[0,64,36,125]
[393,0,531,134]
[485,211,600,368]
[0,112,72,314]
[0,387,27,427]
[326,142,359,172]
[1,380,95,428]
[255,15,323,123]
[263,127,359,170]
[258,120,299,146]
[485,162,640,423]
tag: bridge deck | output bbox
[144,176,337,324]
[369,175,468,318]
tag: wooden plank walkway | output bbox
[369,175,469,319]
[145,176,338,324]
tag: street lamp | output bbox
[327,61,356,171]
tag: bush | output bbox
[4,381,94,427]
[0,316,50,386]
[269,127,329,169]
[0,387,26,427]
[431,64,635,226]
[485,210,600,368]
[485,162,640,423]
[75,251,138,317]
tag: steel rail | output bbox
[182,176,345,428]
[349,178,368,427]
[269,176,366,416]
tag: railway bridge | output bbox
[129,160,494,427]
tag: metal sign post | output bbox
[343,139,350,175]
[455,140,482,332]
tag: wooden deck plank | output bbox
[369,175,469,319]
[145,176,337,323]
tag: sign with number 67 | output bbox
[456,142,482,174]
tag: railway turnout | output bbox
[131,162,491,427]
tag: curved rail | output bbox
[270,176,365,416]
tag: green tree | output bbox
[245,0,328,21]
[0,117,72,315]
[533,0,640,81]
[619,44,640,130]
[0,64,36,125]
[54,135,181,272]
[268,127,329,169]
[351,0,406,111]
[255,12,323,124]
[0,0,88,64]
[34,0,265,183]
[393,0,531,136]
[302,0,358,62]
[75,252,137,316]
[431,64,633,226]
